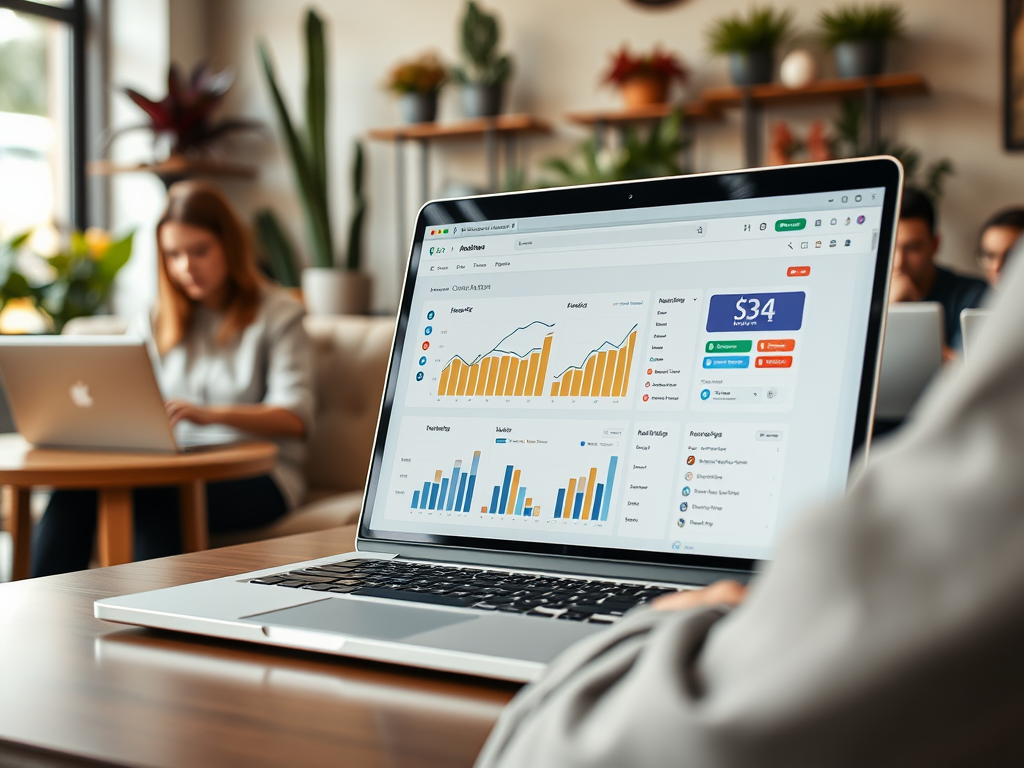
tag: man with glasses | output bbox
[976,208,1024,287]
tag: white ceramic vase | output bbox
[301,268,372,315]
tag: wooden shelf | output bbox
[367,113,552,142]
[701,72,929,109]
[565,101,721,126]
[88,156,256,188]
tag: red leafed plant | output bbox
[602,45,688,87]
[105,62,262,157]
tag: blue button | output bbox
[702,356,749,369]
[700,388,711,400]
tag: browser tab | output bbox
[452,219,518,236]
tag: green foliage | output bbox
[346,142,367,272]
[707,6,795,55]
[819,3,906,47]
[541,110,690,186]
[0,16,47,116]
[254,210,300,288]
[451,1,513,86]
[257,10,334,269]
[0,229,134,333]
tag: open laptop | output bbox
[0,336,234,452]
[875,302,944,421]
[95,158,902,682]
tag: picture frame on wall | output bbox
[1005,0,1024,149]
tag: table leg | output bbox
[179,480,209,553]
[97,488,133,567]
[4,486,32,581]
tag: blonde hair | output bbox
[154,181,265,355]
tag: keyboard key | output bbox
[350,587,477,607]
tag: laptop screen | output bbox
[360,163,898,571]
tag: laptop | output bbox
[959,308,990,364]
[875,302,944,421]
[0,336,234,452]
[95,158,902,682]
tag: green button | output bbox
[706,340,752,354]
[775,218,806,231]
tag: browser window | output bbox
[368,188,885,561]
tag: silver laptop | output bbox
[95,158,903,682]
[875,302,944,421]
[959,308,990,364]
[0,336,232,452]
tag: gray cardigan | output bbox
[477,260,1024,767]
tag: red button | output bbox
[787,266,811,277]
[755,355,793,368]
[757,339,796,352]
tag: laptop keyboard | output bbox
[248,558,682,624]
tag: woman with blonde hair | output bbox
[33,181,314,576]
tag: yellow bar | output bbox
[445,359,461,396]
[476,358,491,396]
[534,334,553,396]
[485,356,500,395]
[506,469,521,515]
[503,358,520,396]
[601,350,618,397]
[621,331,637,397]
[495,355,511,396]
[550,382,559,396]
[532,507,540,517]
[569,368,584,397]
[437,364,451,396]
[455,359,471,396]
[564,478,577,519]
[481,505,487,514]
[434,470,443,483]
[525,497,532,508]
[559,372,572,397]
[611,340,628,397]
[513,357,529,396]
[466,362,480,395]
[581,355,597,396]
[524,352,540,395]
[582,466,598,520]
[592,351,608,397]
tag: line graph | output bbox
[550,325,638,399]
[437,321,554,398]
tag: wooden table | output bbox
[0,525,516,767]
[0,435,277,580]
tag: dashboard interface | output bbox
[366,186,887,563]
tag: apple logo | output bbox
[69,380,94,408]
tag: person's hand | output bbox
[653,580,748,612]
[942,344,958,365]
[165,399,215,427]
[888,271,922,303]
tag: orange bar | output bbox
[569,369,583,397]
[581,355,597,396]
[503,358,520,396]
[495,355,511,395]
[455,358,471,396]
[564,478,577,519]
[481,505,487,513]
[620,331,637,397]
[484,356,500,395]
[524,352,540,395]
[525,497,532,508]
[582,466,598,520]
[611,341,628,397]
[601,350,618,396]
[434,470,443,483]
[592,351,607,397]
[532,507,540,517]
[559,372,572,397]
[437,364,451,396]
[445,359,461,396]
[534,334,553,396]
[506,469,521,515]
[513,356,529,396]
[466,362,480,395]
[550,382,560,396]
[476,358,490,395]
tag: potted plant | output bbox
[707,6,794,86]
[602,45,688,108]
[819,3,906,79]
[452,1,513,118]
[386,53,447,123]
[258,10,371,315]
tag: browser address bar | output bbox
[513,221,707,251]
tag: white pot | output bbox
[301,268,372,316]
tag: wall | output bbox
[115,0,1023,312]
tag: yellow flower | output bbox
[84,227,111,260]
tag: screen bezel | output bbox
[357,158,902,573]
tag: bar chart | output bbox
[553,455,618,521]
[410,451,482,512]
[550,326,638,399]
[481,463,542,517]
[436,323,553,399]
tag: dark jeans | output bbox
[32,474,287,577]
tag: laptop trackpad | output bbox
[251,598,476,641]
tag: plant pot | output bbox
[620,74,669,108]
[461,83,504,119]
[728,49,775,86]
[399,91,438,124]
[834,40,886,78]
[301,268,372,316]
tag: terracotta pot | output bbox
[620,74,669,108]
[301,268,372,315]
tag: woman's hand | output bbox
[165,399,215,427]
[653,580,748,612]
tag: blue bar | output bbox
[466,452,480,511]
[429,482,440,509]
[420,482,430,509]
[412,490,420,509]
[454,474,468,512]
[498,465,514,514]
[495,438,507,443]
[601,456,618,521]
[592,483,604,520]
[445,465,461,511]
[554,488,566,518]
[489,485,500,515]
[438,479,449,510]
[525,507,533,516]
[513,487,526,516]
[572,491,584,519]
